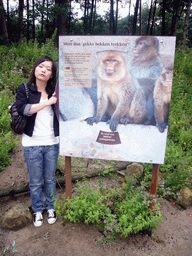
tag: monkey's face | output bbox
[162,70,173,82]
[98,51,127,81]
[133,37,159,62]
[100,51,123,76]
[104,57,119,76]
[134,40,146,57]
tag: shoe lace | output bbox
[48,209,55,218]
[35,212,42,221]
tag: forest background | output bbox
[0,0,192,47]
[0,0,192,237]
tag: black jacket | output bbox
[15,82,59,137]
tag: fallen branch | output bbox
[0,163,128,197]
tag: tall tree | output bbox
[181,0,192,49]
[56,0,68,42]
[66,0,72,34]
[89,0,94,33]
[6,0,10,39]
[114,0,119,34]
[26,0,30,42]
[161,0,166,35]
[139,0,142,35]
[0,0,8,40]
[92,0,97,30]
[150,0,157,35]
[32,0,35,41]
[171,0,182,36]
[19,0,24,42]
[41,0,46,33]
[109,0,115,34]
[132,0,139,35]
[83,0,89,33]
[127,0,132,34]
[146,0,153,35]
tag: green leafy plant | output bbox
[0,131,19,170]
[55,178,163,244]
[114,178,162,238]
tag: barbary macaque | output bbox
[129,36,161,125]
[86,50,146,132]
[153,65,173,133]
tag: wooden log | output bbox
[0,163,128,197]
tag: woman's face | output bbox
[35,61,53,83]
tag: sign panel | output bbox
[59,35,176,164]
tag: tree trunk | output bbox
[127,0,131,34]
[19,0,24,42]
[171,0,182,36]
[56,0,68,45]
[41,0,46,33]
[181,1,192,50]
[89,0,94,33]
[7,0,10,39]
[114,0,119,35]
[67,0,72,34]
[146,0,153,35]
[150,0,157,35]
[0,0,8,40]
[46,0,49,35]
[110,0,115,35]
[83,0,88,33]
[132,0,139,35]
[92,0,96,30]
[26,0,30,42]
[32,0,35,41]
[161,0,166,35]
[139,0,142,35]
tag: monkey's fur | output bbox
[86,51,146,131]
[129,36,161,125]
[153,65,173,133]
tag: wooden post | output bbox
[148,163,159,236]
[150,164,159,210]
[65,156,72,199]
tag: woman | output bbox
[16,56,59,227]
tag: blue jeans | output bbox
[23,144,59,213]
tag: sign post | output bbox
[150,164,160,210]
[65,156,72,199]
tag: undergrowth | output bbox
[55,177,163,244]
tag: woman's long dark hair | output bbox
[29,56,57,95]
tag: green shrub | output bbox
[168,49,192,149]
[0,89,19,170]
[0,90,14,133]
[0,131,19,171]
[55,179,163,244]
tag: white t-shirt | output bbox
[22,97,59,146]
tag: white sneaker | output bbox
[33,212,43,227]
[47,209,57,224]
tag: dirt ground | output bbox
[0,144,192,256]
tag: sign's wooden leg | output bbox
[148,163,160,236]
[65,156,72,199]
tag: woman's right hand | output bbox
[28,92,57,115]
[46,92,57,106]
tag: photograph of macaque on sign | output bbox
[59,35,176,164]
